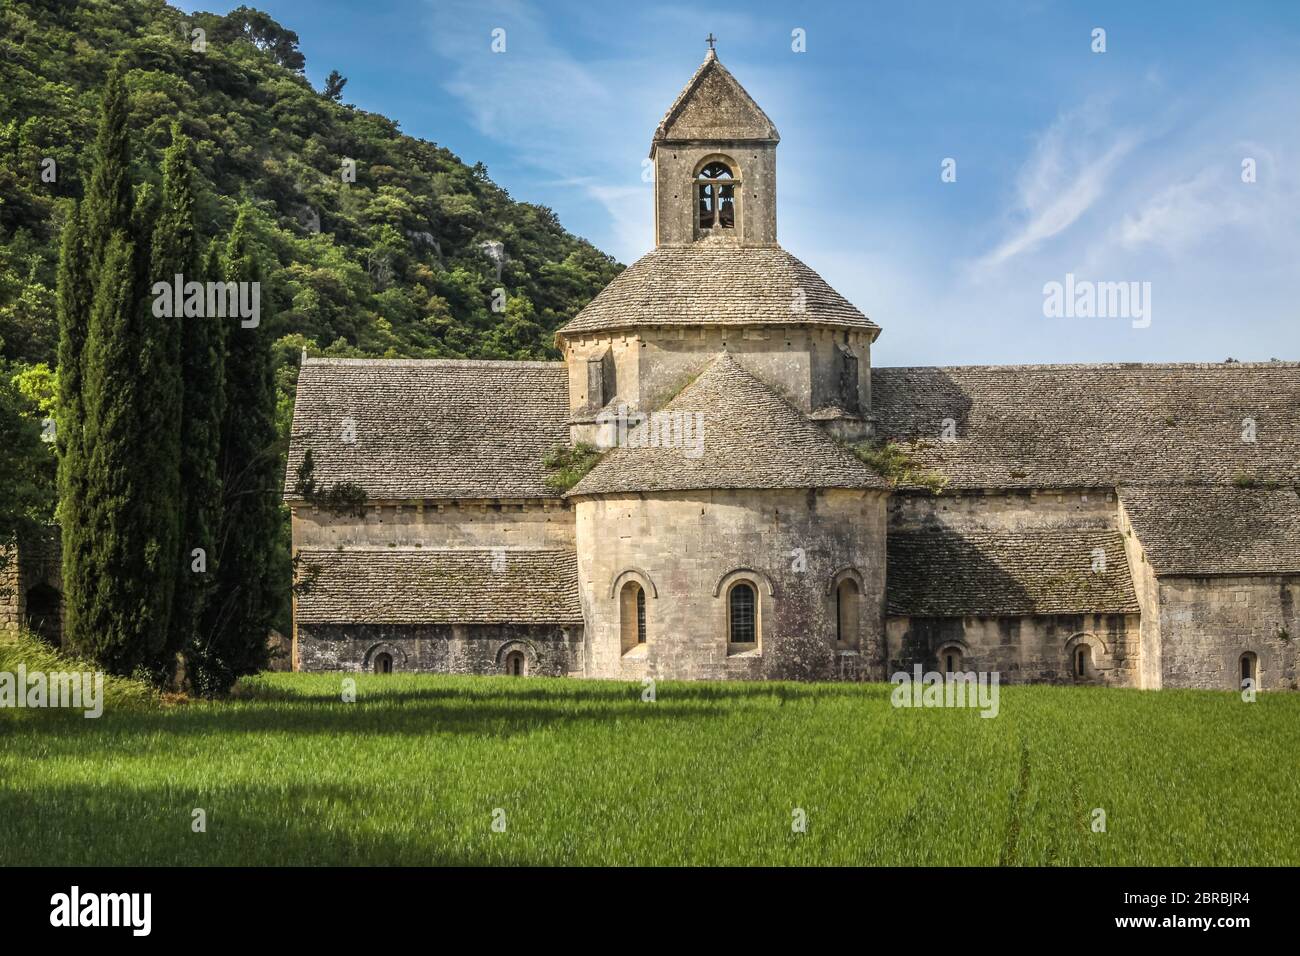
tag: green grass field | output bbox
[2,650,1298,865]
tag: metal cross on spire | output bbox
[705,33,717,51]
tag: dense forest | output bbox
[1,2,620,368]
[0,0,621,647]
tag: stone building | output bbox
[285,48,1300,690]
[0,528,62,646]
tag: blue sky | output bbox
[178,0,1300,366]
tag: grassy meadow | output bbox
[2,643,1297,866]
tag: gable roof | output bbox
[887,526,1140,617]
[285,358,569,501]
[651,50,779,155]
[295,548,583,625]
[872,362,1300,491]
[556,243,879,339]
[1121,485,1300,576]
[567,353,887,497]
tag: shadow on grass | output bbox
[3,696,732,748]
[0,781,523,866]
[2,678,896,759]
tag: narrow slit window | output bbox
[620,581,646,653]
[836,578,860,649]
[636,587,646,643]
[1240,652,1257,686]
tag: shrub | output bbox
[542,442,603,492]
[848,440,948,494]
[0,630,164,715]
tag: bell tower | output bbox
[650,41,780,248]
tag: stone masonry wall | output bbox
[886,490,1143,687]
[1158,575,1299,691]
[565,326,873,439]
[890,487,1119,532]
[0,530,62,644]
[654,142,777,247]
[574,487,888,682]
[298,622,583,676]
[1116,498,1163,688]
[291,499,575,551]
[885,612,1143,686]
[0,542,18,637]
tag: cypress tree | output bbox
[65,61,189,676]
[60,64,132,660]
[55,204,90,652]
[83,64,132,278]
[63,61,148,670]
[172,236,227,678]
[79,229,152,673]
[192,208,279,694]
[137,124,191,680]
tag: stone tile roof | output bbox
[1121,484,1300,575]
[285,358,569,501]
[872,362,1300,490]
[568,353,888,497]
[887,526,1140,617]
[295,548,584,625]
[556,242,879,339]
[651,50,779,154]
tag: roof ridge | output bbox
[876,360,1300,372]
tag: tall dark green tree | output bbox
[60,63,142,667]
[56,64,133,659]
[192,208,280,694]
[82,64,132,279]
[63,61,182,675]
[55,203,90,646]
[323,69,347,101]
[138,123,191,680]
[172,235,227,678]
[78,228,153,673]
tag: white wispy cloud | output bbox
[975,99,1139,271]
[415,1,1299,365]
[1114,146,1296,254]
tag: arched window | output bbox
[620,581,647,654]
[373,652,393,675]
[835,578,860,649]
[505,650,526,676]
[1240,652,1258,687]
[697,160,737,230]
[1075,644,1093,679]
[939,644,963,674]
[728,582,756,645]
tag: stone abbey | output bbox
[269,48,1300,689]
